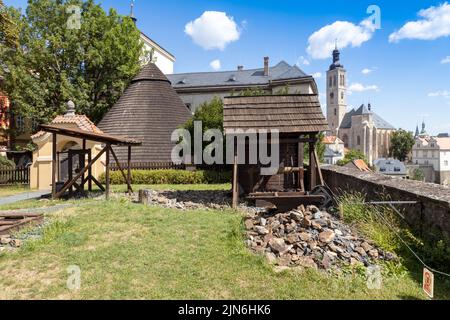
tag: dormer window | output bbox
[227,75,237,82]
[177,78,187,85]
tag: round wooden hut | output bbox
[98,63,191,167]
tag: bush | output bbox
[0,156,15,169]
[99,169,231,185]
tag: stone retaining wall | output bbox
[322,165,450,245]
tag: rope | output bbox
[367,203,450,278]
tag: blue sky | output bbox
[6,0,450,135]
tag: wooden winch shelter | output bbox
[223,95,330,210]
[40,125,142,200]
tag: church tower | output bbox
[326,44,347,135]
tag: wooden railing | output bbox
[110,162,186,172]
[0,166,31,186]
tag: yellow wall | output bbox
[31,133,106,191]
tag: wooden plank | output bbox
[52,133,57,199]
[105,144,110,200]
[127,146,132,194]
[314,149,324,186]
[110,147,133,194]
[0,212,43,218]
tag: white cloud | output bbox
[389,2,450,43]
[296,56,310,66]
[307,18,376,59]
[312,72,322,79]
[442,56,450,64]
[185,11,241,50]
[428,90,450,97]
[209,59,221,71]
[348,82,379,94]
[362,68,373,75]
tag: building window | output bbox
[185,103,192,111]
[357,136,361,146]
[330,92,334,100]
[329,77,332,87]
[445,161,449,167]
[341,92,344,100]
[334,75,337,87]
[15,115,25,133]
[334,108,337,116]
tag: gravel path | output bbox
[0,190,50,206]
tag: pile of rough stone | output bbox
[0,235,23,253]
[135,189,231,210]
[244,205,397,270]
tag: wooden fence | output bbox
[0,166,31,186]
[110,162,186,172]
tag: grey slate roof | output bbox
[98,63,191,163]
[340,104,395,130]
[167,61,309,89]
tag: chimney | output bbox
[264,57,269,76]
[237,65,244,71]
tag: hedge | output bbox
[99,169,232,185]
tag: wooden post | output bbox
[110,147,133,194]
[52,133,57,199]
[88,150,92,192]
[127,146,132,194]
[68,151,73,197]
[308,134,317,191]
[81,139,86,190]
[105,144,110,200]
[298,135,305,192]
[232,152,239,209]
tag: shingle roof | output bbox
[167,61,309,89]
[32,115,102,140]
[323,135,344,144]
[223,94,329,134]
[98,63,192,163]
[340,104,395,130]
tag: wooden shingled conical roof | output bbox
[98,63,191,163]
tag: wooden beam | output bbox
[88,150,92,191]
[314,149,324,186]
[68,151,73,197]
[52,133,57,199]
[127,146,132,194]
[54,146,108,199]
[308,135,317,191]
[105,144,110,200]
[110,147,133,194]
[298,138,305,192]
[232,153,239,209]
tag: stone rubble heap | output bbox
[135,189,231,210]
[0,235,23,253]
[245,205,397,270]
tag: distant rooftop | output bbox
[340,103,396,130]
[167,61,311,89]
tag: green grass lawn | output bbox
[0,194,440,300]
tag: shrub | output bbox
[99,169,231,185]
[0,156,15,168]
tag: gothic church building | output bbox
[326,47,396,164]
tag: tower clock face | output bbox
[330,92,334,99]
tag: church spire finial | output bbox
[130,0,137,24]
[335,38,338,50]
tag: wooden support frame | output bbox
[105,144,110,200]
[54,146,108,199]
[232,152,239,209]
[110,147,133,194]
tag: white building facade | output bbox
[412,136,450,186]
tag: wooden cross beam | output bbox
[54,145,108,199]
[109,147,133,194]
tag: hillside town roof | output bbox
[223,94,329,134]
[340,104,395,130]
[167,61,310,89]
[98,63,191,163]
[323,136,344,144]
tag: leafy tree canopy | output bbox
[390,129,415,161]
[0,0,143,127]
[337,149,368,166]
[0,0,19,48]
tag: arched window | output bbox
[329,77,332,87]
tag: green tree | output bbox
[390,129,415,161]
[0,0,18,48]
[1,0,143,128]
[411,168,425,182]
[337,149,368,166]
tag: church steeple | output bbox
[421,120,427,135]
[130,0,137,24]
[415,125,420,138]
[330,40,344,71]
